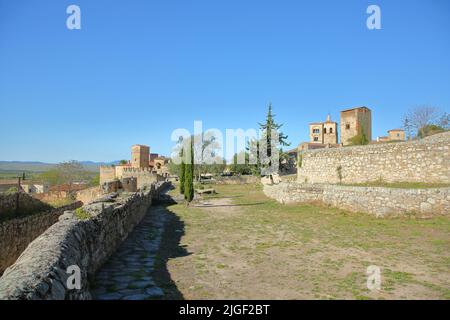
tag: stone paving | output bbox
[91,205,167,300]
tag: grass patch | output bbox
[44,198,75,208]
[74,207,90,220]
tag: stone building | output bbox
[309,115,338,145]
[388,129,405,141]
[131,145,150,168]
[340,107,372,146]
[100,144,166,189]
[376,129,406,143]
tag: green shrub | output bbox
[5,187,18,195]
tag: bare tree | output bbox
[403,106,446,138]
[439,112,450,129]
[192,132,222,181]
[40,160,88,193]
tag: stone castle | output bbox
[100,144,169,190]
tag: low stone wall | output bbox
[215,175,259,185]
[263,182,450,218]
[297,131,450,184]
[0,192,52,218]
[0,181,169,300]
[0,202,82,275]
[75,186,102,204]
[33,190,71,202]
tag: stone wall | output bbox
[263,182,450,218]
[99,166,116,185]
[0,181,170,300]
[0,192,52,219]
[75,186,103,204]
[121,169,164,189]
[0,202,82,275]
[215,175,260,185]
[298,131,450,184]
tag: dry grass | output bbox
[163,184,450,300]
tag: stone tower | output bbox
[340,107,372,146]
[131,145,150,168]
[323,115,338,144]
[309,115,338,144]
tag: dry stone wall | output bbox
[0,192,52,218]
[297,132,450,184]
[75,186,103,204]
[215,175,259,185]
[263,182,449,218]
[0,181,169,300]
[0,202,82,275]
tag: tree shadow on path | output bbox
[152,200,190,300]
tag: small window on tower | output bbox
[314,137,319,142]
[324,128,327,134]
[330,128,333,133]
[346,124,350,130]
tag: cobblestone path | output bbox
[91,205,167,300]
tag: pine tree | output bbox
[258,103,290,174]
[179,148,185,194]
[184,137,195,203]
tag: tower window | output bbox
[346,124,350,130]
[313,137,319,141]
[330,128,333,133]
[324,128,327,134]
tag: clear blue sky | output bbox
[1,0,449,162]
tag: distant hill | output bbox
[0,161,120,173]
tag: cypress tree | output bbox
[184,137,194,203]
[179,148,185,194]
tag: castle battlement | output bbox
[122,167,154,173]
[100,165,115,169]
[99,144,167,189]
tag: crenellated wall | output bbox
[0,181,170,300]
[297,132,450,184]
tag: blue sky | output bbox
[0,0,449,162]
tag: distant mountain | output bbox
[0,160,120,173]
